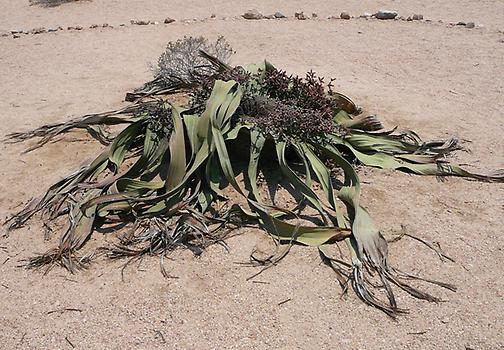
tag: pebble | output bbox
[465,22,475,28]
[242,9,263,20]
[75,26,83,30]
[1,31,9,37]
[131,19,150,25]
[375,10,398,20]
[340,12,351,20]
[263,14,275,19]
[90,24,99,28]
[119,23,126,26]
[412,14,423,20]
[274,11,286,19]
[13,34,20,39]
[210,13,216,18]
[456,21,466,26]
[360,12,372,18]
[102,23,109,28]
[47,28,58,32]
[295,11,307,20]
[164,17,175,24]
[311,13,318,19]
[30,27,46,34]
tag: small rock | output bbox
[412,13,423,20]
[242,9,263,20]
[132,19,150,25]
[360,12,372,18]
[119,23,126,26]
[67,26,75,30]
[58,26,63,31]
[407,16,413,21]
[456,21,466,26]
[295,12,307,20]
[274,11,286,19]
[47,28,58,32]
[152,21,159,25]
[340,12,351,20]
[1,31,9,37]
[264,14,275,19]
[102,23,109,28]
[396,16,406,21]
[75,26,83,30]
[375,10,398,20]
[164,17,175,24]
[10,30,20,34]
[13,34,20,39]
[465,22,475,28]
[312,13,318,19]
[30,27,46,34]
[210,13,216,18]
[90,24,99,28]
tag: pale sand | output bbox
[0,1,503,349]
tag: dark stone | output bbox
[242,9,263,20]
[375,10,398,20]
[340,12,351,20]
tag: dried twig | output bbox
[277,298,292,306]
[47,308,83,315]
[65,336,75,348]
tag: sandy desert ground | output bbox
[0,1,503,349]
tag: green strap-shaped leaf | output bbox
[212,122,348,246]
[108,120,144,170]
[183,114,200,161]
[343,139,504,182]
[166,106,187,190]
[275,141,327,222]
[60,188,102,251]
[298,143,336,210]
[248,128,266,202]
[199,80,243,138]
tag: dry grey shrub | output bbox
[153,36,234,86]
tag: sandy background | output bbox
[1,1,503,349]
